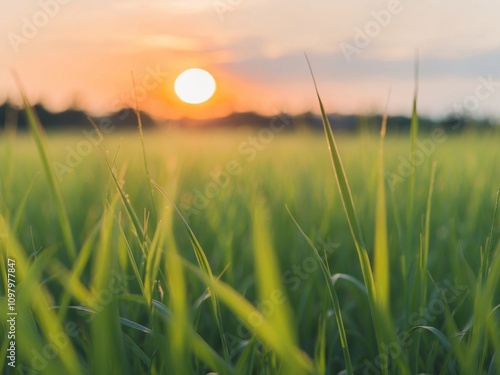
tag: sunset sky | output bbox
[1,0,500,120]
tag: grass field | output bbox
[1,105,500,374]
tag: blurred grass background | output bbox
[1,127,499,374]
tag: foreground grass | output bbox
[0,117,499,374]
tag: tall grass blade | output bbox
[407,51,419,234]
[305,54,409,375]
[12,72,77,259]
[287,206,353,375]
[252,198,302,373]
[413,161,437,373]
[374,89,391,312]
[131,72,157,218]
[404,53,419,318]
[420,161,437,308]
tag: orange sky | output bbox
[1,1,500,120]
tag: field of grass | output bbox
[1,104,500,374]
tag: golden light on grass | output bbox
[174,68,216,104]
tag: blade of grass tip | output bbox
[405,50,419,295]
[407,50,419,234]
[304,54,376,303]
[151,179,230,361]
[404,50,419,338]
[286,205,354,375]
[11,70,77,260]
[374,88,391,313]
[305,54,409,375]
[131,72,157,217]
[303,54,367,269]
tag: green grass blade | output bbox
[482,187,500,282]
[374,90,391,312]
[404,54,419,318]
[287,206,354,375]
[123,333,152,367]
[184,259,316,374]
[0,216,83,375]
[151,179,230,360]
[131,72,157,218]
[104,157,148,247]
[11,172,40,234]
[314,315,327,375]
[420,162,437,307]
[90,202,129,375]
[413,161,437,373]
[151,299,236,375]
[234,338,257,374]
[252,198,302,373]
[118,220,146,296]
[165,244,190,374]
[144,219,165,304]
[304,58,367,266]
[12,73,77,259]
[407,51,419,234]
[305,55,409,375]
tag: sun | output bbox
[174,68,216,104]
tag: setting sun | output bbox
[174,68,216,104]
